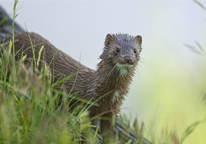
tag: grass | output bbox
[0,35,149,144]
[0,25,149,144]
[141,58,206,144]
[0,41,94,143]
[0,1,149,144]
[0,2,95,142]
[125,0,206,143]
[1,0,206,143]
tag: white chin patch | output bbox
[116,63,133,76]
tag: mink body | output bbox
[1,32,142,142]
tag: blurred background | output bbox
[1,0,206,143]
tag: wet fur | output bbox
[1,32,142,142]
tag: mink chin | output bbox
[1,32,142,143]
[99,34,141,77]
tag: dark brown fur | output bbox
[1,32,142,142]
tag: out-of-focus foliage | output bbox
[128,1,206,143]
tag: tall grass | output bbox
[0,1,149,144]
[0,1,94,143]
[0,40,95,143]
[2,0,206,143]
[0,29,148,144]
[141,1,206,143]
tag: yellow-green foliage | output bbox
[0,43,95,144]
[145,58,206,143]
[124,1,206,143]
[2,0,206,143]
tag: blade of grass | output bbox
[193,0,206,12]
[79,90,113,117]
[12,0,19,55]
[0,13,10,26]
[37,45,44,68]
[92,127,99,143]
[24,26,37,69]
[52,73,76,87]
[184,44,202,55]
[180,119,206,144]
[195,41,204,52]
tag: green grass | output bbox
[0,41,95,144]
[0,29,147,144]
[0,1,147,143]
[0,2,96,142]
[1,0,206,143]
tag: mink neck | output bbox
[90,58,136,100]
[96,60,117,82]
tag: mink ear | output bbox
[105,34,114,45]
[135,35,142,45]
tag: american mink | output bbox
[1,32,142,142]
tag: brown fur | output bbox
[1,32,142,142]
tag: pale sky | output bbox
[1,1,205,68]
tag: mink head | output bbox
[100,33,142,72]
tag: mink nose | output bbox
[124,56,132,63]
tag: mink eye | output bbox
[116,48,120,53]
[134,49,137,54]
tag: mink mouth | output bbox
[116,63,133,68]
[117,59,135,65]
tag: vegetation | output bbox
[0,39,96,143]
[0,2,95,143]
[0,0,206,143]
[0,1,147,144]
[138,0,206,143]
